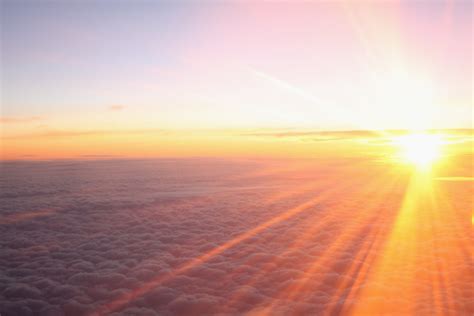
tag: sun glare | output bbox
[393,133,443,168]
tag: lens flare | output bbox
[392,133,443,167]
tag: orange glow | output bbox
[349,169,468,315]
[0,128,380,160]
[1,2,472,315]
[2,131,471,315]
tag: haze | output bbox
[0,1,472,316]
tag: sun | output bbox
[392,133,443,168]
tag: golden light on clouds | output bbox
[0,1,472,315]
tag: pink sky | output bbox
[0,1,472,159]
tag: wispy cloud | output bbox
[242,130,381,138]
[1,128,168,140]
[240,129,383,143]
[0,208,57,225]
[0,116,42,124]
[109,105,125,111]
[436,177,474,182]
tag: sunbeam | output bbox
[91,184,347,315]
[349,168,471,315]
[1,1,471,315]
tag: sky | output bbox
[0,1,472,159]
[0,3,473,314]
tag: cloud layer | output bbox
[0,158,472,315]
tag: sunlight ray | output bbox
[91,185,348,315]
[254,172,406,314]
[348,168,470,315]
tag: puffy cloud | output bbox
[3,284,42,299]
[0,158,472,315]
